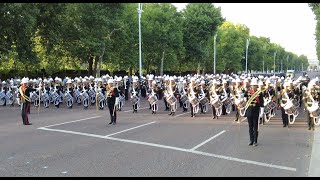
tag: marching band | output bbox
[0,73,319,130]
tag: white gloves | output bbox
[115,97,119,106]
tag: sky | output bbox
[172,3,317,60]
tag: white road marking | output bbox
[61,171,68,174]
[43,166,48,169]
[190,130,226,151]
[39,116,101,128]
[38,127,297,172]
[123,107,150,113]
[26,162,30,164]
[104,121,156,137]
[174,112,189,117]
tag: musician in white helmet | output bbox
[18,78,38,125]
[244,78,263,146]
[106,78,119,125]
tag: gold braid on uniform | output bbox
[244,89,262,111]
[19,86,30,102]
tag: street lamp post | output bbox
[213,34,217,74]
[273,51,277,74]
[138,3,143,79]
[245,38,250,74]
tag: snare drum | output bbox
[311,108,320,118]
[180,94,188,104]
[148,95,158,105]
[199,97,209,105]
[222,97,232,106]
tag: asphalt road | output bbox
[0,71,319,177]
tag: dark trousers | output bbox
[307,111,314,128]
[222,104,226,115]
[164,98,169,110]
[212,105,217,117]
[190,103,197,116]
[21,102,30,125]
[235,107,240,121]
[108,103,117,123]
[133,103,138,111]
[281,107,288,126]
[246,106,259,143]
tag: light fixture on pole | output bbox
[286,55,289,71]
[273,51,277,74]
[138,3,143,80]
[214,33,217,74]
[245,38,250,74]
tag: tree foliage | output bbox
[0,3,310,78]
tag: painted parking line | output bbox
[190,130,226,151]
[104,121,156,137]
[39,116,102,128]
[38,127,296,172]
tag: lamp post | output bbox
[273,51,277,74]
[245,38,250,74]
[138,3,143,79]
[213,33,217,74]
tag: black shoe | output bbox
[26,123,32,125]
[283,125,286,127]
[248,142,253,146]
[168,112,172,115]
[152,111,154,114]
[109,122,113,124]
[234,119,238,122]
[213,116,216,119]
[308,127,311,130]
[259,121,262,124]
[253,142,258,146]
[171,112,175,116]
[112,122,116,125]
[312,126,315,131]
[191,115,194,117]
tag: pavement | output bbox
[0,71,319,177]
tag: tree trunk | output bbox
[129,66,132,77]
[93,56,98,77]
[88,56,94,76]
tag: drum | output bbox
[199,97,209,105]
[166,95,177,106]
[131,95,139,105]
[221,97,232,107]
[189,96,200,106]
[264,101,276,113]
[148,95,158,105]
[180,94,188,104]
[211,98,223,109]
[311,108,320,118]
[285,105,296,115]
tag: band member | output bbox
[244,78,263,146]
[199,80,208,114]
[180,80,189,112]
[280,81,294,128]
[258,80,265,125]
[131,77,140,113]
[147,75,154,110]
[106,79,119,125]
[65,79,74,109]
[187,78,200,117]
[168,77,179,116]
[116,77,125,111]
[163,77,170,111]
[209,80,220,119]
[18,78,38,125]
[219,80,230,115]
[262,79,276,123]
[147,80,159,114]
[234,78,245,122]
